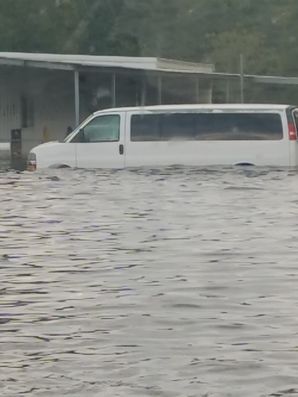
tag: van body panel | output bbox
[28,104,298,169]
[75,112,126,168]
[124,140,290,167]
[124,108,292,167]
[75,142,124,168]
[32,141,76,168]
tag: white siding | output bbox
[0,68,75,156]
[0,70,21,143]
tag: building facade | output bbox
[0,53,214,163]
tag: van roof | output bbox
[94,103,293,115]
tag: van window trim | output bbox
[129,111,284,142]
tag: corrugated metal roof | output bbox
[0,52,214,74]
[1,52,298,85]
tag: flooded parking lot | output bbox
[1,166,298,397]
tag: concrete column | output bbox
[141,75,146,106]
[226,79,230,103]
[157,75,162,105]
[195,77,200,103]
[111,73,116,107]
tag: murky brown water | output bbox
[1,167,298,397]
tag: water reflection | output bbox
[1,167,298,396]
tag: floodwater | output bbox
[1,166,298,397]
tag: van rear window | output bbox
[131,112,283,141]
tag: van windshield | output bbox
[68,115,120,143]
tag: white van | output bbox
[27,104,298,170]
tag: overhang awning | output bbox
[0,52,214,75]
[0,53,298,85]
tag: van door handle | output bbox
[119,144,124,155]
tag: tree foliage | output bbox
[0,0,298,78]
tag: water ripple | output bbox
[1,167,298,396]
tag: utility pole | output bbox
[240,54,244,103]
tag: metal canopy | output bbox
[1,52,298,85]
[0,52,214,74]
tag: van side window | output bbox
[131,113,283,141]
[195,113,283,140]
[161,113,196,140]
[72,115,120,143]
[130,114,161,141]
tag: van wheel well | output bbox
[49,164,71,169]
[234,162,255,167]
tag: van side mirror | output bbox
[72,128,88,143]
[78,129,86,142]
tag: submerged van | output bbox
[27,104,298,170]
